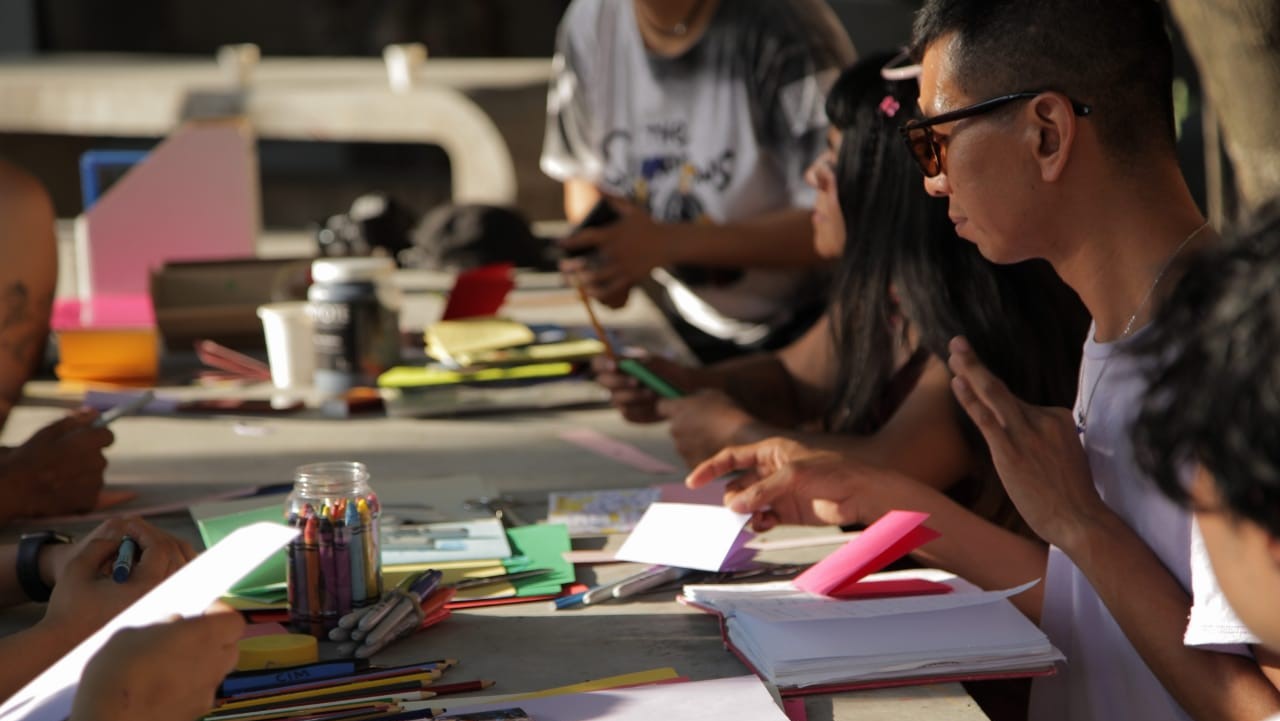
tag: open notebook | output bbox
[681,569,1063,695]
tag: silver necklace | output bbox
[1075,221,1210,436]
[641,0,709,37]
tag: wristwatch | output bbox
[16,530,72,603]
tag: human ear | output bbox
[1029,94,1078,183]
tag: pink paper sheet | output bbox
[559,428,681,475]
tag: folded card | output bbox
[615,502,755,572]
[793,510,951,599]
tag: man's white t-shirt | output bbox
[1029,325,1259,721]
[541,0,854,350]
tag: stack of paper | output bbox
[682,570,1063,691]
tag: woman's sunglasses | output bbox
[898,91,1092,178]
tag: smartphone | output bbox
[617,358,684,399]
[91,390,156,428]
[563,197,619,259]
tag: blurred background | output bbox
[0,0,1219,232]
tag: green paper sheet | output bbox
[195,504,288,595]
[503,523,576,596]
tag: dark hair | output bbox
[1132,205,1280,538]
[823,52,1089,528]
[911,0,1176,158]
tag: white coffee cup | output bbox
[257,301,314,390]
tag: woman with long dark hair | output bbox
[595,51,1088,530]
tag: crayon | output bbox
[303,513,322,637]
[219,658,368,696]
[358,498,380,600]
[334,509,352,616]
[319,507,338,631]
[346,501,368,608]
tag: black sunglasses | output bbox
[899,91,1092,178]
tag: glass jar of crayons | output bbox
[285,461,382,637]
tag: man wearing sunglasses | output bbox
[921,1,1280,720]
[686,1,1280,720]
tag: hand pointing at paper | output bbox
[685,437,882,532]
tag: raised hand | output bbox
[947,336,1104,547]
[559,199,666,309]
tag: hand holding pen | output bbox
[39,518,199,647]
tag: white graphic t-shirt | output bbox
[542,0,854,349]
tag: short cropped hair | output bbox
[911,0,1176,159]
[1132,205,1280,538]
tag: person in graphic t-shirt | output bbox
[542,0,855,362]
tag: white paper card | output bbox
[0,522,300,721]
[437,675,789,721]
[615,502,752,572]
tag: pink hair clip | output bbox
[879,95,901,118]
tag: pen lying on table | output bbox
[556,565,694,609]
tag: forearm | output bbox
[662,209,821,267]
[1062,510,1280,720]
[859,477,1048,621]
[564,179,601,224]
[0,622,78,698]
[709,354,805,427]
[826,358,977,492]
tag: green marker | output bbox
[617,359,684,399]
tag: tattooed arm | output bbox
[0,160,57,431]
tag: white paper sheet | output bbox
[0,522,299,721]
[615,502,752,572]
[436,675,789,721]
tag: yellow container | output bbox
[235,633,319,671]
[55,327,159,383]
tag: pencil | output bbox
[574,281,619,363]
[424,680,494,697]
[219,662,453,703]
[213,674,440,711]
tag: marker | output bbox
[91,390,156,428]
[553,590,588,610]
[617,359,683,399]
[111,536,138,583]
[612,565,693,599]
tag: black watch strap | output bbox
[17,531,71,603]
